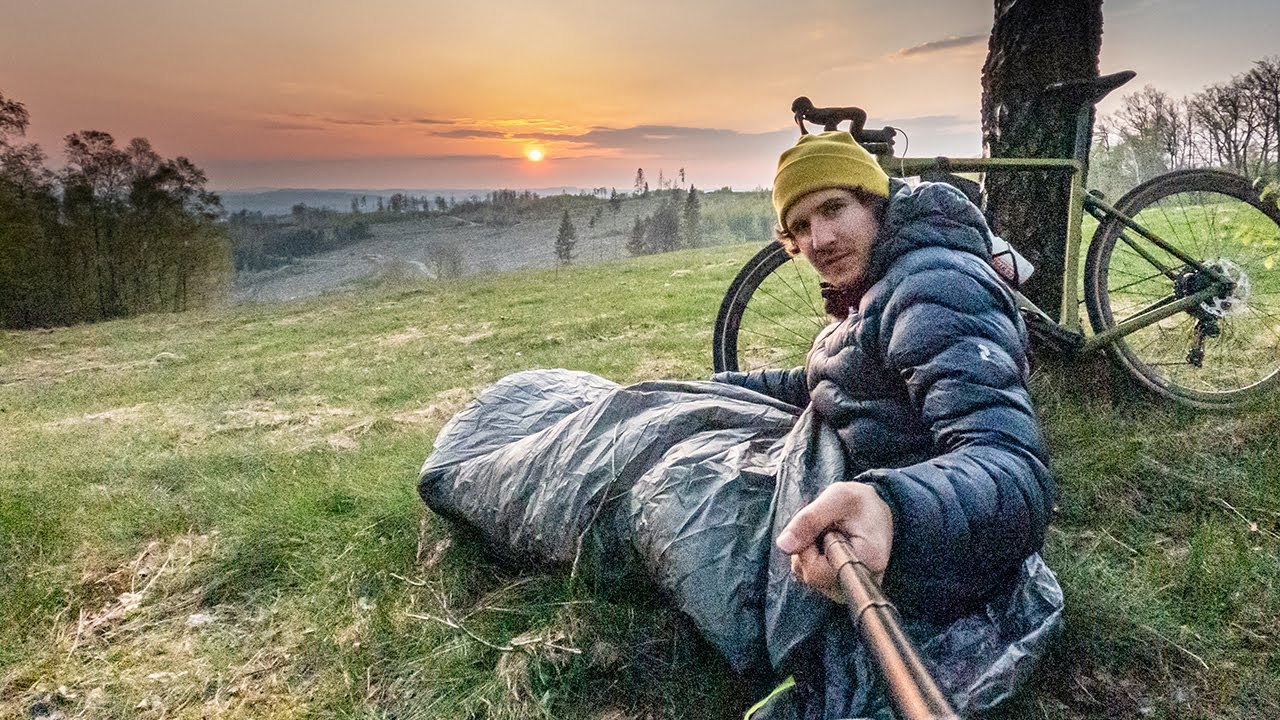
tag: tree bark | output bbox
[981,0,1104,315]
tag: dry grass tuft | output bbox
[379,327,426,347]
[450,323,495,345]
[633,357,688,379]
[390,387,476,428]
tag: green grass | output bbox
[2,244,1278,719]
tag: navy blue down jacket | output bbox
[714,180,1053,621]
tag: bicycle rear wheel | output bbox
[712,242,827,373]
[1084,169,1280,408]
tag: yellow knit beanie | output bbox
[772,131,890,229]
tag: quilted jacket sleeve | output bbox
[857,259,1053,621]
[712,367,810,408]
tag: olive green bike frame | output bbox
[876,106,1228,354]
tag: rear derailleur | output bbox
[1186,319,1220,368]
[1173,265,1234,369]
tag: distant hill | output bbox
[228,189,777,303]
[218,187,591,216]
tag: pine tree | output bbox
[633,168,646,197]
[626,216,648,256]
[645,200,680,252]
[555,210,577,265]
[682,185,702,247]
[609,188,621,213]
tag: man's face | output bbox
[784,188,880,289]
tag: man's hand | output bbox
[776,482,894,603]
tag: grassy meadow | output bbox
[1,243,1278,719]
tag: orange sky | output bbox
[3,0,1277,190]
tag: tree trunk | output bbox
[981,0,1104,315]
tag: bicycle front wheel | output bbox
[712,242,827,373]
[1084,169,1280,408]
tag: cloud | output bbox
[430,128,510,139]
[421,123,796,165]
[492,124,795,158]
[261,113,454,131]
[894,34,986,58]
[207,123,801,189]
[257,119,323,131]
[203,152,568,190]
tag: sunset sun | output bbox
[525,148,544,162]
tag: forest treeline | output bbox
[0,92,229,329]
[1090,56,1280,196]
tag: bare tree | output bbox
[1112,86,1190,179]
[1096,56,1280,186]
[1245,56,1280,176]
[1188,78,1266,176]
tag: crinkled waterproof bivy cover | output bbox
[419,368,1062,719]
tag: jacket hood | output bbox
[863,179,996,286]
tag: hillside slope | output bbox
[2,245,1277,719]
[231,190,775,303]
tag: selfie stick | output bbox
[821,531,959,720]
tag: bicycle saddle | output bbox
[1042,70,1136,108]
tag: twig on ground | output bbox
[66,608,86,660]
[1100,528,1139,555]
[390,572,428,587]
[1230,621,1270,643]
[333,542,356,564]
[405,611,515,652]
[138,543,175,595]
[408,585,583,655]
[1140,454,1201,487]
[510,633,582,655]
[1217,497,1280,542]
[1140,624,1210,671]
[242,659,287,679]
[465,600,595,615]
[1072,673,1099,705]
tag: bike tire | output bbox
[1084,169,1280,409]
[713,242,827,373]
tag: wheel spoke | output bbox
[742,301,821,345]
[1108,270,1170,296]
[764,261,826,330]
[1111,293,1180,325]
[1089,171,1280,405]
[750,278,825,332]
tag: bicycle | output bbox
[712,70,1280,410]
